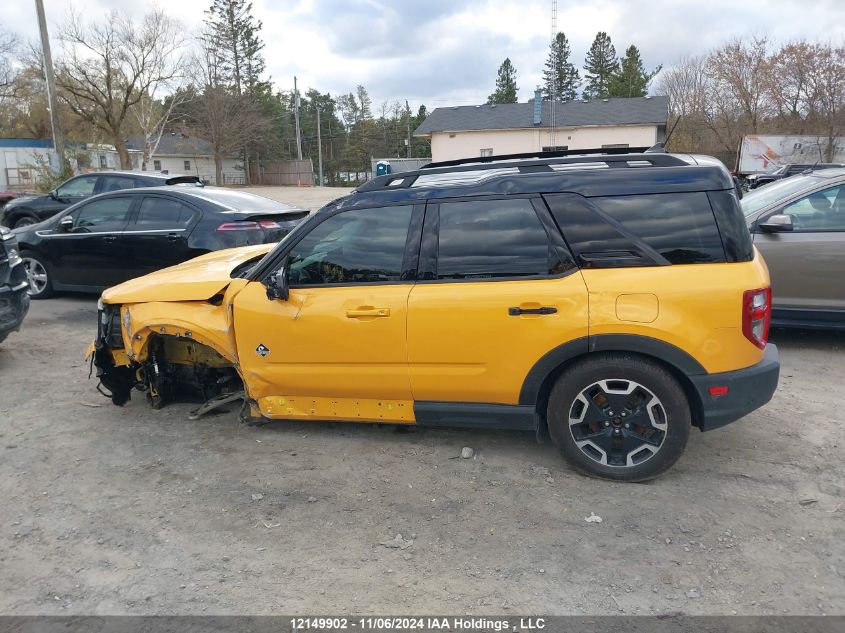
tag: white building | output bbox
[127,133,243,184]
[414,94,669,163]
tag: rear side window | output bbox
[136,197,195,226]
[435,198,569,280]
[547,192,726,267]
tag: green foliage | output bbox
[487,58,519,104]
[543,32,580,101]
[205,0,268,95]
[583,32,618,99]
[608,45,661,98]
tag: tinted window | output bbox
[777,185,845,231]
[100,175,136,193]
[57,176,97,197]
[288,206,412,285]
[707,191,754,262]
[136,197,195,226]
[71,197,133,230]
[591,193,725,264]
[436,199,563,280]
[548,192,726,267]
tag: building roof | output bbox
[414,95,669,135]
[126,133,215,157]
[0,138,54,148]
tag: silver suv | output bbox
[742,169,845,329]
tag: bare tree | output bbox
[807,43,845,161]
[57,9,186,169]
[187,29,268,185]
[0,28,20,99]
[766,41,817,128]
[706,36,771,133]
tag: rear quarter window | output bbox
[547,192,727,267]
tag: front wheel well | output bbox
[532,351,705,442]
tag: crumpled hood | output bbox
[101,244,274,304]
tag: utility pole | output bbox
[405,100,412,158]
[34,0,67,175]
[316,105,324,186]
[293,76,303,160]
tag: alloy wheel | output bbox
[568,378,667,468]
[22,257,49,296]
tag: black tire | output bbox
[20,251,55,300]
[13,215,39,229]
[547,353,690,482]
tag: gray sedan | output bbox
[741,169,845,329]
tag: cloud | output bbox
[4,0,845,111]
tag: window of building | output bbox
[542,146,569,152]
[601,143,630,149]
[287,206,413,285]
[435,199,566,280]
[98,155,107,169]
[184,160,191,171]
[153,160,162,171]
[480,148,493,157]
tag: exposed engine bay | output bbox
[92,303,248,420]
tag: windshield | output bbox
[741,174,823,216]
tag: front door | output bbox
[233,203,419,422]
[754,183,845,313]
[49,196,135,288]
[407,196,589,405]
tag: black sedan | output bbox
[0,171,201,229]
[13,186,308,299]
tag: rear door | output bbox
[121,194,200,279]
[753,183,845,312]
[406,196,588,406]
[48,195,135,288]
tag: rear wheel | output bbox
[20,251,54,299]
[547,353,690,481]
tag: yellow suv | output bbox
[90,149,779,481]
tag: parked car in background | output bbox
[0,225,29,343]
[742,168,845,329]
[745,163,845,190]
[14,186,308,299]
[0,171,202,229]
[0,190,24,209]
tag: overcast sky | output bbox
[6,0,845,111]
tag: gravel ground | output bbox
[0,295,842,615]
[0,187,843,615]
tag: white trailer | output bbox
[737,134,845,175]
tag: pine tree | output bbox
[205,0,267,96]
[608,45,662,97]
[543,32,580,101]
[583,32,618,99]
[487,58,519,104]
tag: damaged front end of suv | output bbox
[89,244,273,420]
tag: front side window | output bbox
[71,197,134,231]
[776,185,845,231]
[436,198,565,280]
[56,176,97,198]
[287,205,413,285]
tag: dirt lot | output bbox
[0,188,843,615]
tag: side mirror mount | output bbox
[58,215,73,232]
[265,267,290,301]
[759,214,794,233]
[48,189,58,200]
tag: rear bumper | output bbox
[690,344,780,431]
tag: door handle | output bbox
[508,306,557,316]
[346,308,390,318]
[102,235,117,243]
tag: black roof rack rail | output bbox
[421,146,652,169]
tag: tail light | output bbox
[742,287,771,349]
[216,221,262,232]
[258,219,280,229]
